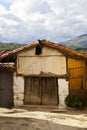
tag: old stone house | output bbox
[0,40,87,108]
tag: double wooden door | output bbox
[24,77,58,105]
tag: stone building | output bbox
[0,40,87,108]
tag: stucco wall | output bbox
[13,72,24,106]
[58,79,69,108]
[17,46,67,75]
[18,46,63,56]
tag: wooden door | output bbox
[24,77,41,105]
[24,77,58,105]
[41,77,58,105]
[0,71,14,108]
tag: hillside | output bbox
[61,34,87,52]
[62,34,87,46]
[0,34,87,52]
[0,42,25,50]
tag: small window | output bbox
[35,45,42,55]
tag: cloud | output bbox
[0,0,87,43]
[0,4,6,14]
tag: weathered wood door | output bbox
[0,71,14,108]
[24,77,41,105]
[24,77,58,105]
[41,77,58,105]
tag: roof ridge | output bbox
[40,39,87,59]
[0,39,87,60]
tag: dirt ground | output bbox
[0,106,87,129]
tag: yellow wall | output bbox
[68,58,86,89]
[68,58,85,68]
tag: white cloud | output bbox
[0,4,6,14]
[0,0,87,43]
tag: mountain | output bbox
[62,34,87,46]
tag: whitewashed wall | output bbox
[58,79,69,108]
[13,72,24,106]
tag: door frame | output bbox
[24,76,59,106]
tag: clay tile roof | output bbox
[0,62,15,70]
[0,41,39,60]
[81,52,87,56]
[0,39,87,60]
[0,49,12,56]
[40,40,87,59]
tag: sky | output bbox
[0,0,87,44]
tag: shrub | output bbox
[65,95,83,107]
